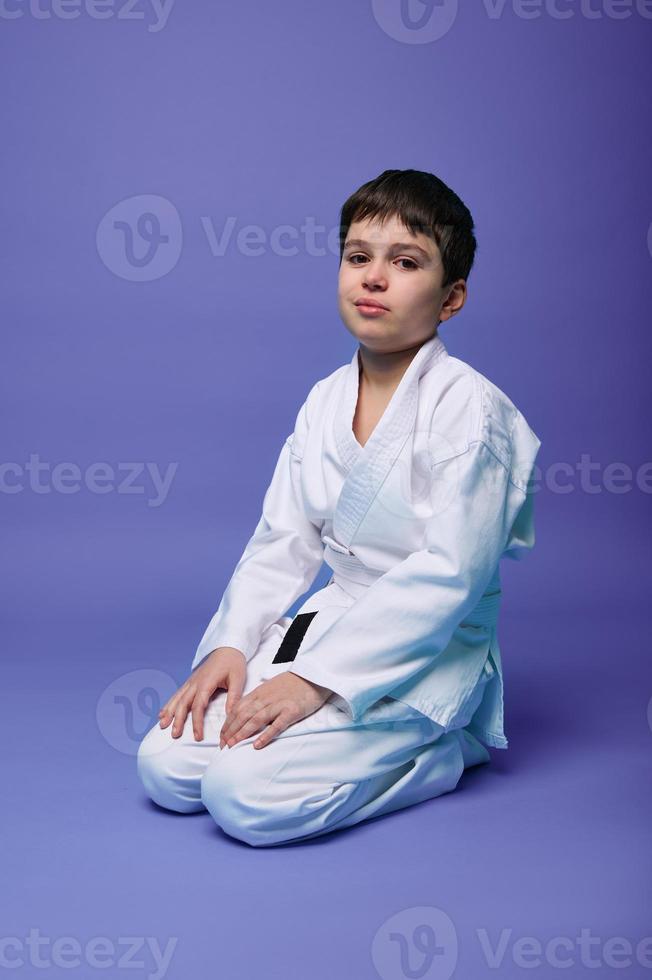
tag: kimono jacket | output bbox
[191,332,542,750]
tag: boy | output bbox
[137,169,542,847]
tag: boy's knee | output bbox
[200,746,343,847]
[200,752,258,844]
[200,748,292,846]
[136,724,204,814]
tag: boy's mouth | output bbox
[354,298,390,315]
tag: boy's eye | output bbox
[346,254,418,270]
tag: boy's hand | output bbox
[158,647,247,741]
[219,672,332,750]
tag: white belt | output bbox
[459,589,502,630]
[322,536,502,629]
[323,540,383,591]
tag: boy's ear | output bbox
[439,279,467,321]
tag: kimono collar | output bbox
[334,331,449,474]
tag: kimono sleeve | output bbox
[190,382,325,671]
[288,419,541,722]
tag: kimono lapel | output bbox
[332,331,449,549]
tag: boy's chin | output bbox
[341,316,393,340]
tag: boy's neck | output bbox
[357,330,438,394]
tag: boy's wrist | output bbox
[289,672,332,698]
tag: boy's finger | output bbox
[220,696,256,742]
[220,714,245,746]
[161,680,188,711]
[254,715,286,748]
[171,697,191,737]
[159,685,187,726]
[226,669,246,711]
[220,706,254,747]
[225,707,270,747]
[158,695,176,722]
[225,690,243,716]
[159,699,178,728]
[192,706,204,741]
[192,693,210,741]
[219,704,239,741]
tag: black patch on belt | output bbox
[271,610,319,663]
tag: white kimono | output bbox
[191,331,541,752]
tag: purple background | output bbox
[2,2,651,978]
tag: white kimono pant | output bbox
[137,620,492,848]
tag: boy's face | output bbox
[338,214,466,353]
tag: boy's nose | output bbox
[362,266,388,288]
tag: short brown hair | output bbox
[339,169,477,288]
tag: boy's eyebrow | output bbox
[343,238,433,261]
